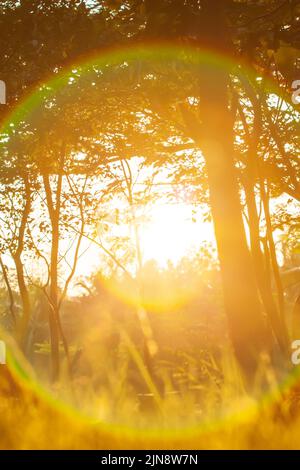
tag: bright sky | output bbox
[140,203,215,267]
[73,201,216,290]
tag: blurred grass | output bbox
[1,354,300,450]
[1,264,300,449]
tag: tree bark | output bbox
[42,172,61,381]
[13,254,31,346]
[12,175,32,348]
[237,91,289,354]
[0,255,16,327]
[198,0,272,379]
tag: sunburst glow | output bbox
[141,203,215,266]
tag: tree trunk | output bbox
[260,177,288,340]
[49,214,60,381]
[13,253,31,347]
[42,173,61,381]
[12,175,32,348]
[241,96,289,354]
[244,180,288,354]
[198,0,272,379]
[0,255,16,328]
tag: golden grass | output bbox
[1,360,300,450]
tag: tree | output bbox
[1,0,299,387]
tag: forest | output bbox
[0,0,300,450]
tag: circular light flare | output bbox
[0,41,297,435]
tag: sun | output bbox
[73,201,216,291]
[140,203,215,267]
